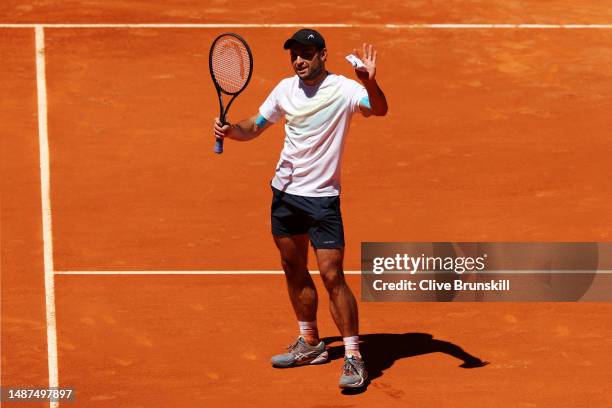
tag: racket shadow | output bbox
[321,332,489,394]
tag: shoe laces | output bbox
[287,339,299,351]
[343,356,362,376]
[286,338,307,353]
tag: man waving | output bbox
[213,28,388,389]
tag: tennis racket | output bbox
[209,32,254,154]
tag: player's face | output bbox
[290,44,327,81]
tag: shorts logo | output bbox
[323,240,335,244]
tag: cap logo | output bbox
[307,34,315,39]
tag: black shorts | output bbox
[271,186,345,249]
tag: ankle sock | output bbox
[343,335,361,358]
[298,320,319,341]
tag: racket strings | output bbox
[211,36,251,94]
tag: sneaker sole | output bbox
[339,372,368,389]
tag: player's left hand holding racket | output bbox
[210,33,253,154]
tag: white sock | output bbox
[343,336,361,358]
[298,321,319,340]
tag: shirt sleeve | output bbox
[349,81,369,114]
[259,82,284,123]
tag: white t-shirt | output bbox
[259,73,368,197]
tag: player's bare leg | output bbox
[315,248,358,338]
[316,247,367,388]
[274,234,320,345]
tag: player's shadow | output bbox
[322,332,488,395]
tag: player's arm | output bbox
[359,81,387,117]
[354,43,388,117]
[213,113,272,142]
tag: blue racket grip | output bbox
[214,137,224,154]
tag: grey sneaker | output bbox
[339,355,368,389]
[271,336,329,368]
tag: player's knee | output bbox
[320,269,345,293]
[280,256,306,276]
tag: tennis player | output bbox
[213,28,388,389]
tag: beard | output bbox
[297,61,324,81]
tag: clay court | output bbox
[2,1,612,407]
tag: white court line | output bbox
[55,270,362,275]
[35,25,60,408]
[1,23,612,29]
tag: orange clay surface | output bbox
[2,2,612,407]
[1,28,51,403]
[3,1,612,24]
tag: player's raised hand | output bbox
[353,43,377,82]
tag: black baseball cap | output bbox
[283,28,326,50]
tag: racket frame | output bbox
[209,32,254,154]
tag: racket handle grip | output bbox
[214,138,224,154]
